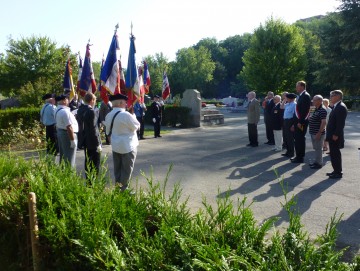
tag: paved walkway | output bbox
[75,109,360,258]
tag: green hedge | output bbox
[144,105,191,127]
[0,155,359,270]
[0,107,40,130]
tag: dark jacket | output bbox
[271,103,283,130]
[76,103,88,148]
[82,106,101,150]
[151,101,162,120]
[264,99,275,120]
[295,91,311,125]
[326,101,347,148]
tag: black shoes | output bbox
[290,157,304,163]
[264,141,275,145]
[309,163,322,169]
[246,143,258,147]
[282,153,293,157]
[326,172,342,179]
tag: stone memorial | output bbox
[181,89,201,127]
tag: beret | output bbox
[109,93,128,101]
[55,94,69,102]
[42,93,54,100]
[286,93,297,99]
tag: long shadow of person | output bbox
[271,177,338,227]
[336,208,360,261]
[253,163,325,202]
[217,158,299,198]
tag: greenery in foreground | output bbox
[0,154,359,270]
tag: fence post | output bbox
[28,192,39,271]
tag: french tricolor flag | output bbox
[162,71,170,100]
[143,61,151,94]
[100,32,121,104]
[79,43,97,96]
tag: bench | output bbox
[203,114,224,125]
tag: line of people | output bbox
[246,81,348,179]
[40,92,164,190]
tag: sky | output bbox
[0,0,340,66]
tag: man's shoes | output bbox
[264,141,270,145]
[157,135,162,137]
[310,163,322,169]
[268,142,275,145]
[247,143,258,147]
[282,153,293,157]
[326,172,335,176]
[328,173,343,179]
[140,137,146,140]
[290,157,304,163]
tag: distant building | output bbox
[0,98,20,109]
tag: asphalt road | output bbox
[75,109,360,259]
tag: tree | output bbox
[0,36,72,97]
[143,53,170,97]
[240,18,307,95]
[169,46,215,97]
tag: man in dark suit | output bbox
[82,93,102,183]
[246,91,260,147]
[325,90,348,179]
[291,81,311,163]
[264,91,275,145]
[270,95,284,151]
[151,95,162,138]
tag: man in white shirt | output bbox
[55,94,79,168]
[105,94,140,192]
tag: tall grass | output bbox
[0,153,359,270]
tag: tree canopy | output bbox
[240,18,307,95]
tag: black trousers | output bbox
[84,148,100,183]
[45,124,58,155]
[136,116,144,139]
[248,123,258,146]
[329,139,342,174]
[265,119,274,143]
[283,120,294,156]
[154,119,161,137]
[294,122,308,158]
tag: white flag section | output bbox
[103,61,119,94]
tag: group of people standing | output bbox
[246,81,348,179]
[40,92,164,190]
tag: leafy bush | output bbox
[0,118,45,151]
[144,105,191,127]
[0,155,359,270]
[0,107,41,130]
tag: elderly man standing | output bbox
[308,95,327,169]
[105,94,140,192]
[281,93,297,158]
[270,95,283,152]
[55,94,79,167]
[291,81,311,163]
[326,90,348,179]
[40,93,58,155]
[246,91,260,147]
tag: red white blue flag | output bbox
[125,33,140,108]
[100,32,122,104]
[79,43,97,96]
[143,61,151,94]
[162,71,170,100]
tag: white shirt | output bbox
[105,107,140,154]
[55,105,79,132]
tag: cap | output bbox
[55,94,69,102]
[42,93,54,100]
[109,93,128,101]
[286,93,297,99]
